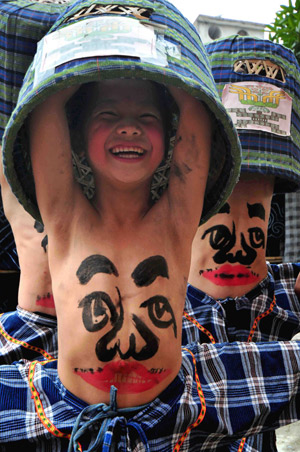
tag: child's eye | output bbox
[140,113,160,121]
[99,111,118,117]
[92,111,118,120]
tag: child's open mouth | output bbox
[110,146,146,159]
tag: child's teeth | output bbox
[112,147,144,155]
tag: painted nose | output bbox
[116,122,142,137]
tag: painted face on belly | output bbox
[198,200,266,287]
[74,254,176,393]
[74,361,171,394]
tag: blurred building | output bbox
[193,14,265,43]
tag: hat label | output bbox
[33,16,181,86]
[222,82,292,136]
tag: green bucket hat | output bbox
[206,35,300,193]
[2,0,241,224]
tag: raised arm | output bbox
[29,86,84,235]
[0,145,20,222]
[162,86,211,239]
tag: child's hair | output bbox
[66,79,174,162]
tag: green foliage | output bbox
[266,0,300,63]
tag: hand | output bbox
[46,83,81,107]
[30,84,81,121]
[168,85,200,112]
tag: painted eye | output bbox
[78,291,117,332]
[248,227,265,249]
[140,295,177,337]
[202,225,233,249]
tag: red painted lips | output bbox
[74,361,171,394]
[202,264,260,286]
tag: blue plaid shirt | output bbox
[1,341,300,451]
[183,262,300,452]
[0,306,57,364]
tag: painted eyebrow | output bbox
[131,255,169,287]
[247,203,265,221]
[76,254,119,285]
[218,202,230,214]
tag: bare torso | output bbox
[53,201,189,407]
[29,79,211,407]
[0,147,54,315]
[189,175,274,299]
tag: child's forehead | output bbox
[93,80,161,107]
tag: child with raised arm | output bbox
[29,77,211,408]
[0,0,72,363]
[0,146,57,363]
[183,36,300,452]
[5,2,300,451]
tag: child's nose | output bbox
[116,121,142,137]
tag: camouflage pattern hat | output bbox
[206,35,300,193]
[3,0,241,223]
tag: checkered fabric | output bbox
[205,36,300,193]
[0,306,57,364]
[2,0,241,225]
[183,262,300,452]
[1,340,300,451]
[183,262,300,344]
[284,192,300,262]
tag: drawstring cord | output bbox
[68,385,150,452]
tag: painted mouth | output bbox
[74,361,171,394]
[200,264,260,286]
[110,146,146,159]
[36,293,55,308]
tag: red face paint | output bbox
[202,264,260,286]
[36,294,55,308]
[74,361,171,394]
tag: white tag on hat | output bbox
[222,81,292,136]
[33,16,181,86]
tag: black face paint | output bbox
[172,163,185,183]
[131,256,169,287]
[34,221,48,252]
[248,227,265,249]
[202,223,236,260]
[95,311,159,362]
[34,221,44,233]
[218,202,230,214]
[140,295,177,337]
[76,254,119,285]
[229,232,257,265]
[77,254,173,363]
[247,203,265,221]
[78,290,119,332]
[202,222,263,266]
[41,235,48,253]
